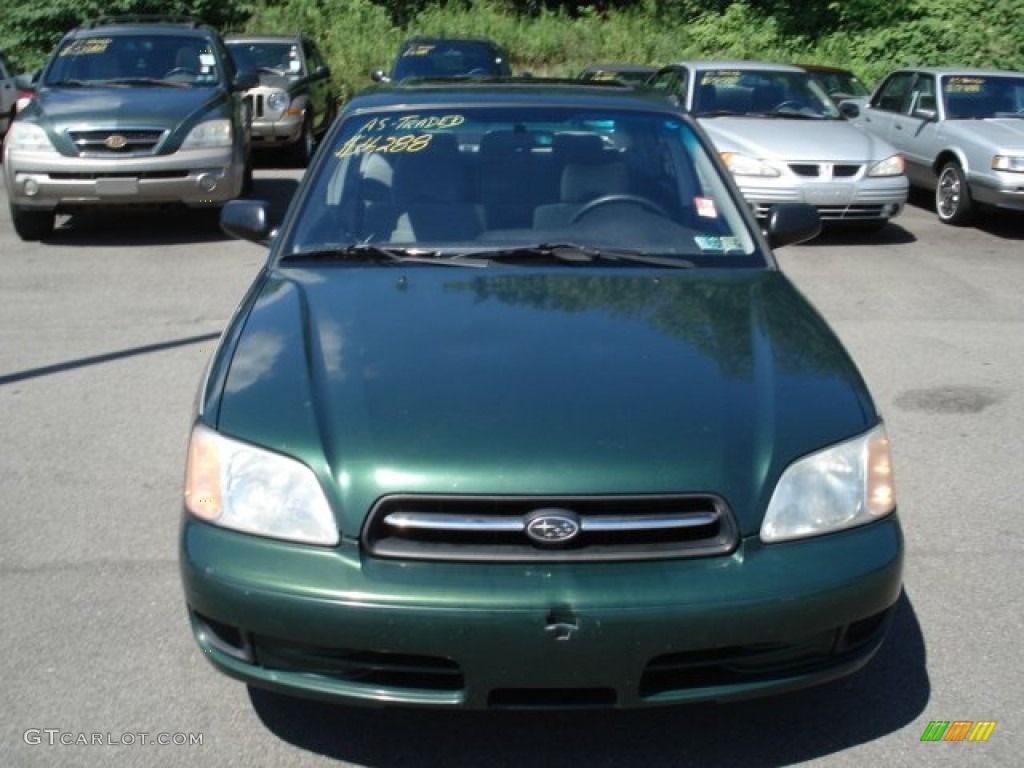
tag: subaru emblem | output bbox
[525,508,581,546]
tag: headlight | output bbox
[867,153,905,177]
[184,423,339,546]
[266,91,289,112]
[761,424,896,543]
[992,155,1024,173]
[720,152,781,177]
[6,122,58,153]
[181,119,233,149]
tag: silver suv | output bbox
[3,15,255,240]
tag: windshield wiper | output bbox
[459,243,694,268]
[280,244,478,266]
[45,79,94,88]
[102,77,191,88]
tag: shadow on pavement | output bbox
[249,590,928,767]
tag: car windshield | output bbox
[942,75,1024,119]
[582,68,655,86]
[44,34,222,86]
[392,42,507,80]
[227,41,303,76]
[283,104,760,266]
[694,69,840,119]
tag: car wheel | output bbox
[10,206,55,241]
[288,115,315,167]
[935,162,974,225]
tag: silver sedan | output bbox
[840,67,1024,225]
[648,60,908,229]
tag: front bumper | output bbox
[2,145,244,211]
[968,170,1024,212]
[181,514,904,709]
[737,174,908,222]
[249,115,304,147]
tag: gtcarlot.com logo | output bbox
[920,720,997,742]
[23,730,203,746]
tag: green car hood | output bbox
[28,86,230,154]
[211,267,877,536]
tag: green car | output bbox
[181,79,904,710]
[2,15,255,241]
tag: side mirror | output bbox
[233,70,259,91]
[764,203,822,248]
[370,69,389,83]
[838,101,860,119]
[221,199,272,244]
[313,65,331,79]
[912,107,937,121]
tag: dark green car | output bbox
[181,80,904,709]
[2,16,254,240]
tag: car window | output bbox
[872,72,914,113]
[285,106,759,265]
[693,69,838,118]
[648,69,686,100]
[45,34,223,86]
[227,41,303,76]
[810,70,869,99]
[392,42,508,80]
[909,74,937,114]
[941,74,1024,119]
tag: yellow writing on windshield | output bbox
[402,44,435,57]
[59,38,112,57]
[335,133,433,158]
[945,77,985,94]
[702,71,741,86]
[356,114,465,133]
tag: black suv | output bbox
[371,37,513,83]
[2,15,255,240]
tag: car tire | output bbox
[288,114,315,167]
[10,206,55,241]
[935,162,974,225]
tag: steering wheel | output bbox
[771,99,806,112]
[570,194,669,224]
[164,67,196,79]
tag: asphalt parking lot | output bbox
[1,169,1021,767]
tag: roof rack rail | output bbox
[81,14,204,29]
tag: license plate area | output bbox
[803,183,854,205]
[96,177,139,196]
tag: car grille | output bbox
[751,202,887,221]
[788,163,863,178]
[246,93,265,118]
[362,494,739,562]
[67,128,167,157]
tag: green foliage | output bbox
[246,0,398,100]
[3,0,1023,99]
[0,0,254,72]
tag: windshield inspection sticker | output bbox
[694,196,718,218]
[694,235,743,253]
